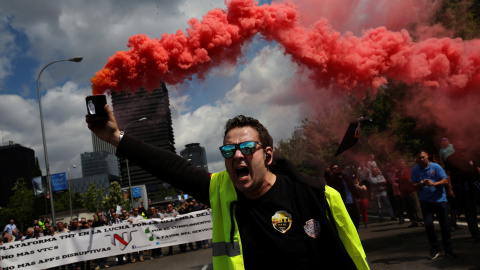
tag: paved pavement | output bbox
[359,216,480,270]
[97,216,480,270]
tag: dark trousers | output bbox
[95,257,107,267]
[447,195,459,227]
[179,242,194,252]
[78,260,90,270]
[116,254,124,264]
[453,182,480,238]
[403,192,423,224]
[345,203,360,229]
[151,247,163,257]
[393,195,405,221]
[420,201,452,252]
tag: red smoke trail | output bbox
[91,0,480,95]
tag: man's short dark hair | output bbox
[223,115,273,148]
[417,150,429,156]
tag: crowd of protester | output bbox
[1,198,210,269]
[325,137,480,259]
[3,137,480,266]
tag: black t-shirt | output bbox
[445,151,478,183]
[236,174,311,269]
[117,135,357,269]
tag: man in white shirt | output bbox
[3,219,17,235]
[369,167,395,222]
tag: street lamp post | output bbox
[67,165,77,221]
[124,117,147,209]
[37,56,83,225]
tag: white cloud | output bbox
[0,83,93,179]
[1,0,227,91]
[172,45,321,172]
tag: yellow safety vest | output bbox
[325,185,370,269]
[210,171,244,270]
[209,170,369,270]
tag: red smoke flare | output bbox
[91,0,480,95]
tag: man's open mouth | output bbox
[236,167,250,179]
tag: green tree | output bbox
[82,183,105,212]
[152,185,181,202]
[103,181,131,212]
[434,0,480,40]
[274,81,446,175]
[0,178,35,231]
[33,195,49,216]
[53,191,72,213]
[72,192,84,209]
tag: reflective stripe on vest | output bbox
[212,241,241,257]
[209,171,245,270]
[209,172,369,270]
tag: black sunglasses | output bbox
[219,141,263,158]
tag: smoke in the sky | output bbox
[91,0,480,97]
[92,0,480,155]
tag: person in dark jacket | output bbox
[86,104,369,269]
[444,141,480,242]
[329,165,361,229]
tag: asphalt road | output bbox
[99,217,479,270]
[359,217,480,270]
[106,245,213,270]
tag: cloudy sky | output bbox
[0,0,436,178]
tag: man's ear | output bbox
[265,147,273,165]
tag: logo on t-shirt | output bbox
[272,211,292,234]
[430,170,436,176]
[304,219,320,238]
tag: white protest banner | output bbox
[0,210,212,270]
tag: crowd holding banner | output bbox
[0,210,212,270]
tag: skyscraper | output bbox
[180,143,209,172]
[81,151,119,177]
[111,83,175,197]
[91,133,116,155]
[0,143,35,207]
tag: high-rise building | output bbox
[69,174,117,195]
[180,143,209,172]
[111,83,175,197]
[0,142,35,207]
[91,133,116,155]
[64,151,120,196]
[81,151,120,177]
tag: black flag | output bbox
[335,117,372,156]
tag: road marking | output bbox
[202,264,209,270]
